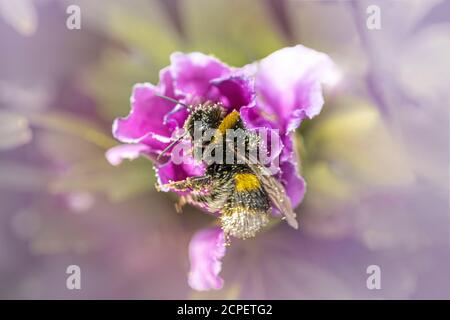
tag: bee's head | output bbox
[155,95,225,161]
[184,103,226,140]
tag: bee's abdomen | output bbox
[220,208,269,240]
[220,171,271,239]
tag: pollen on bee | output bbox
[220,208,269,239]
[234,173,261,191]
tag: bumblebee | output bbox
[155,96,298,240]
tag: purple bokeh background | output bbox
[0,0,449,299]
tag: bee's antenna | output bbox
[155,94,190,109]
[156,131,188,161]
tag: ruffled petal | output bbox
[240,102,277,130]
[170,52,231,102]
[105,144,151,166]
[279,160,306,209]
[211,74,255,110]
[251,45,335,133]
[188,227,226,291]
[113,69,187,152]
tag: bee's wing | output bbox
[249,162,298,229]
[226,140,298,229]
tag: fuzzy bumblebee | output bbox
[156,100,298,240]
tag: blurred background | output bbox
[0,0,449,299]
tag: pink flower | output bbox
[108,45,335,290]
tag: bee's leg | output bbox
[156,175,211,193]
[175,191,216,213]
[175,196,188,213]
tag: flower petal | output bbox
[170,52,231,102]
[279,160,306,209]
[211,74,255,110]
[240,102,277,130]
[252,45,335,133]
[105,144,151,166]
[188,227,226,291]
[113,69,187,151]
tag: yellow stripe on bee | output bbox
[234,173,260,191]
[218,110,240,134]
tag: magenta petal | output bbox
[254,45,335,133]
[112,84,171,148]
[280,160,306,209]
[113,70,187,152]
[159,67,190,129]
[211,74,255,110]
[170,52,231,101]
[105,144,150,166]
[280,133,294,162]
[188,227,226,291]
[240,103,276,130]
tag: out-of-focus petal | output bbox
[188,227,226,291]
[0,111,32,150]
[252,45,335,133]
[170,52,231,102]
[0,0,38,36]
[105,144,151,166]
